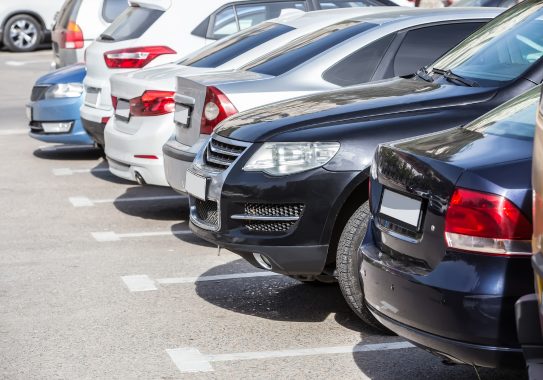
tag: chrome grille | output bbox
[246,221,296,232]
[204,137,246,170]
[232,203,304,233]
[245,203,304,218]
[194,199,219,228]
[31,85,50,101]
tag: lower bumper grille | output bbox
[194,199,219,228]
[246,220,297,232]
[232,203,305,233]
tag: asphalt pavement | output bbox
[0,50,529,379]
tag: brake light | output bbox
[130,90,175,117]
[61,21,84,49]
[104,46,176,69]
[200,86,238,134]
[111,96,118,110]
[134,155,158,160]
[445,188,532,256]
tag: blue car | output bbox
[27,63,92,145]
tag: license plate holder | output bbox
[115,99,130,121]
[174,104,191,127]
[379,189,422,230]
[85,88,100,107]
[26,105,32,121]
[185,171,207,201]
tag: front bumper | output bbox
[162,136,209,193]
[360,225,532,368]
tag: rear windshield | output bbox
[180,23,294,68]
[56,0,82,28]
[99,6,163,42]
[242,20,377,76]
[465,86,541,140]
[102,0,129,23]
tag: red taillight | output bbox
[111,96,118,110]
[101,117,110,124]
[134,155,158,160]
[61,21,84,49]
[200,86,238,134]
[130,90,175,117]
[104,46,176,69]
[445,188,532,256]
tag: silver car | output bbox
[163,6,502,193]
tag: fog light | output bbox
[253,253,272,270]
[41,122,72,133]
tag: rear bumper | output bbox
[516,294,543,376]
[81,117,106,146]
[162,137,209,193]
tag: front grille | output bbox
[246,221,296,232]
[204,137,246,170]
[245,203,304,218]
[31,85,50,101]
[194,199,219,228]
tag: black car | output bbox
[361,86,540,368]
[185,0,543,328]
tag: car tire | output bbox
[337,201,388,332]
[3,14,43,52]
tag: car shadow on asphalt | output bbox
[33,145,102,161]
[112,186,189,221]
[170,222,216,247]
[193,259,383,334]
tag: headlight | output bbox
[44,83,84,99]
[243,142,340,176]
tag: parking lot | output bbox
[0,51,529,379]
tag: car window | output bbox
[181,22,294,68]
[319,0,371,8]
[393,23,484,77]
[236,2,306,30]
[211,6,238,39]
[323,34,394,86]
[57,0,82,28]
[99,6,164,41]
[430,3,543,86]
[243,21,378,76]
[102,0,129,23]
[465,85,540,140]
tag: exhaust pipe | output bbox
[253,253,273,270]
[134,171,146,185]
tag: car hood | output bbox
[36,63,86,85]
[216,77,496,142]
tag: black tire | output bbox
[337,201,388,332]
[3,14,43,52]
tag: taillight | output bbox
[445,188,532,256]
[130,90,175,117]
[61,21,84,49]
[111,96,118,110]
[200,86,238,134]
[104,46,176,69]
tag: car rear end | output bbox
[361,90,538,368]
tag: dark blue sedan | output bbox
[360,86,540,368]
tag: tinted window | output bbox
[465,86,540,140]
[102,0,129,23]
[211,6,238,39]
[236,2,306,30]
[182,23,294,68]
[431,3,543,86]
[394,23,484,77]
[99,6,163,42]
[319,1,371,8]
[57,0,82,28]
[244,21,377,76]
[323,34,394,86]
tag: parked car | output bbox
[361,85,540,367]
[515,85,543,377]
[27,63,92,145]
[453,0,519,7]
[105,8,393,187]
[52,0,129,69]
[80,0,394,150]
[165,6,499,193]
[0,0,64,52]
[183,0,543,327]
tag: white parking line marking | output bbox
[167,342,414,373]
[71,195,184,207]
[92,229,191,242]
[121,275,157,292]
[157,272,281,285]
[53,167,109,176]
[0,129,27,136]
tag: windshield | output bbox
[465,85,541,139]
[430,0,543,86]
[179,23,294,68]
[242,20,377,76]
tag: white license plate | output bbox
[85,89,99,106]
[174,104,190,126]
[115,99,130,120]
[185,171,207,200]
[379,189,422,227]
[26,105,32,121]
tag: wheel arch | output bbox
[1,10,47,32]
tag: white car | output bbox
[104,8,391,186]
[52,0,129,68]
[0,0,64,52]
[80,0,396,149]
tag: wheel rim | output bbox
[9,20,38,49]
